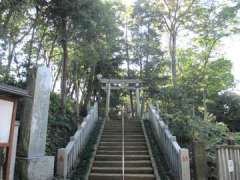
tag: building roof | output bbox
[0,84,30,97]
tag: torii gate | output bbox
[98,76,142,120]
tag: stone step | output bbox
[124,130,143,132]
[124,132,143,134]
[103,130,122,132]
[98,146,147,151]
[101,134,122,136]
[124,142,146,146]
[95,155,150,161]
[104,129,142,132]
[124,135,145,137]
[102,131,122,134]
[125,167,153,174]
[93,161,122,167]
[103,127,142,130]
[125,174,155,180]
[93,160,152,168]
[125,151,149,155]
[98,146,123,151]
[99,142,146,146]
[89,173,155,180]
[101,133,144,136]
[124,139,146,142]
[100,139,145,143]
[96,150,148,156]
[101,135,122,138]
[96,150,122,155]
[89,173,122,180]
[95,155,122,161]
[101,136,145,140]
[100,138,122,142]
[92,167,122,174]
[125,160,152,167]
[124,155,150,161]
[124,125,142,127]
[102,132,143,134]
[91,167,153,174]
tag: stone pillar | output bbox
[105,83,111,120]
[192,141,207,180]
[140,95,145,119]
[16,66,54,180]
[136,88,141,119]
[180,148,191,180]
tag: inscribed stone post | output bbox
[16,66,54,180]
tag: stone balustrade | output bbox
[149,105,191,180]
[57,103,98,179]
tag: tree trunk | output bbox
[139,57,143,79]
[170,32,177,87]
[61,19,68,113]
[83,65,96,108]
[27,7,39,73]
[125,17,134,118]
[36,29,47,65]
[52,61,62,92]
[27,26,36,71]
[203,88,208,121]
[47,35,57,67]
[6,42,16,75]
[73,61,80,124]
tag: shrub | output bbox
[46,93,76,156]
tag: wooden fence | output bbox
[148,105,191,180]
[57,103,98,179]
[217,145,240,180]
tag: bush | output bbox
[162,111,230,179]
[208,92,240,131]
[162,112,229,146]
[46,93,77,156]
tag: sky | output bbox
[122,0,240,92]
[221,35,240,91]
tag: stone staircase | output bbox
[89,118,156,180]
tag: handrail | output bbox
[148,105,190,180]
[57,103,98,179]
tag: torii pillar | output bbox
[136,88,141,119]
[105,83,111,120]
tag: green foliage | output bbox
[209,92,240,131]
[233,132,240,144]
[163,112,229,145]
[162,111,230,176]
[46,93,76,155]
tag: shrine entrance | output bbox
[97,75,142,120]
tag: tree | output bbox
[188,0,239,120]
[154,0,196,87]
[209,92,240,131]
